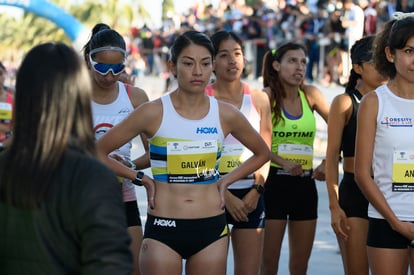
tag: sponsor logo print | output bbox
[380,117,413,128]
[153,218,176,227]
[196,127,218,134]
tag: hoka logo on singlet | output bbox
[196,127,218,134]
[153,218,176,227]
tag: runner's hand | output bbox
[330,206,350,240]
[312,159,326,181]
[394,220,414,241]
[242,189,260,213]
[282,160,304,177]
[141,175,156,210]
[225,190,249,222]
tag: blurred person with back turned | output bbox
[0,42,133,275]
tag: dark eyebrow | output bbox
[217,47,242,54]
[181,56,212,61]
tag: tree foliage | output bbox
[162,0,175,20]
[0,0,151,60]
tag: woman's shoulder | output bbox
[246,83,266,97]
[246,84,271,108]
[301,84,322,95]
[329,92,354,121]
[361,90,378,103]
[302,84,329,119]
[262,86,272,98]
[300,84,322,105]
[331,92,353,106]
[216,97,243,122]
[128,85,149,108]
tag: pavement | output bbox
[131,75,346,274]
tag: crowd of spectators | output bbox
[124,0,413,87]
[1,0,412,90]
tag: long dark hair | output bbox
[346,35,375,94]
[374,16,414,79]
[82,23,126,62]
[262,42,307,126]
[0,43,95,208]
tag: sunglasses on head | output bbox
[89,54,126,76]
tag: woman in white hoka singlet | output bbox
[96,30,269,275]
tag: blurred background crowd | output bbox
[0,0,412,91]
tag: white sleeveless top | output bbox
[370,84,414,221]
[206,83,261,189]
[148,94,225,184]
[92,81,136,202]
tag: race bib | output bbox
[218,143,245,174]
[278,143,313,170]
[167,140,219,184]
[0,102,12,143]
[392,150,414,192]
[0,102,12,121]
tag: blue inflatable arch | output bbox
[0,0,89,50]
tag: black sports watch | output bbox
[251,184,265,194]
[132,171,144,186]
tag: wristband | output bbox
[132,171,144,186]
[251,184,265,194]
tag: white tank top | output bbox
[370,84,414,221]
[92,81,136,202]
[149,94,225,184]
[206,83,260,189]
